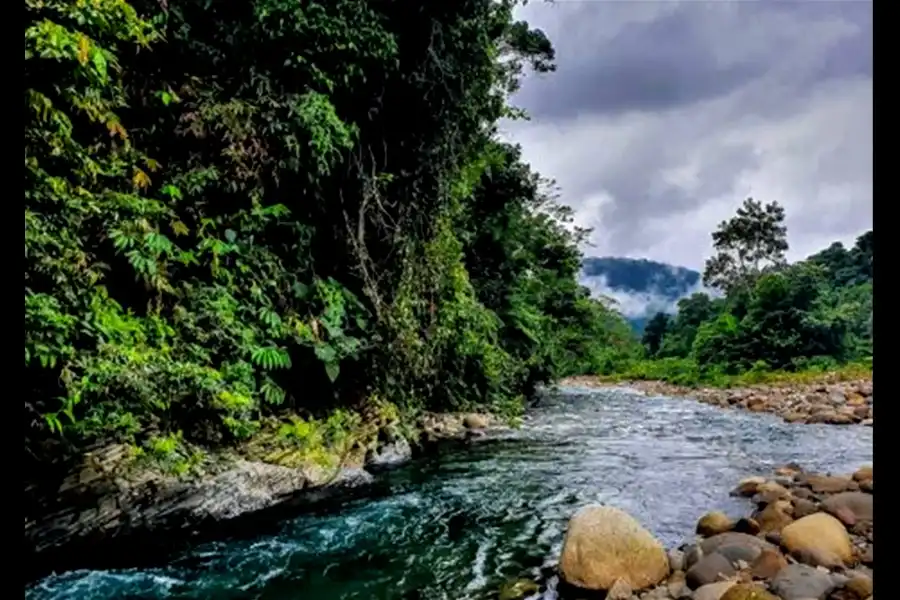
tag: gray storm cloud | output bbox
[503,0,873,270]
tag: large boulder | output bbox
[558,505,670,592]
[780,513,854,568]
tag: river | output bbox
[25,386,873,600]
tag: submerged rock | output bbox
[365,438,413,470]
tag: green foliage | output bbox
[613,215,873,385]
[25,0,638,471]
[702,198,789,295]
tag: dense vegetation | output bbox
[619,200,873,386]
[25,0,640,474]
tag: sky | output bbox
[502,0,873,272]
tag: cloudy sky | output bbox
[503,0,872,271]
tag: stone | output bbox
[558,505,670,591]
[365,438,412,470]
[686,553,737,590]
[792,498,820,519]
[833,574,874,600]
[668,548,685,572]
[666,570,687,598]
[605,577,633,600]
[684,544,704,571]
[756,481,791,501]
[770,563,836,599]
[462,413,489,429]
[699,533,775,558]
[754,501,794,533]
[749,548,788,579]
[719,583,779,600]
[731,477,766,497]
[698,512,735,537]
[780,513,854,568]
[821,492,873,525]
[800,475,853,494]
[716,544,767,567]
[775,463,804,477]
[732,518,761,536]
[692,580,737,600]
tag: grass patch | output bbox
[596,357,872,389]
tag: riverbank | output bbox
[23,410,502,580]
[544,463,874,600]
[559,375,873,426]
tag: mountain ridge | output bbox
[580,256,702,332]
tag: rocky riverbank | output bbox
[505,463,874,600]
[561,377,873,426]
[23,411,499,580]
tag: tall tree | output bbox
[641,312,671,356]
[702,198,789,295]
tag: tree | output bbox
[641,312,671,356]
[702,198,789,295]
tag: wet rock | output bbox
[697,512,734,537]
[780,513,855,569]
[668,548,685,572]
[686,553,737,589]
[821,492,873,525]
[732,518,761,536]
[775,463,804,477]
[731,477,766,498]
[719,583,779,600]
[860,545,873,566]
[605,577,633,600]
[770,563,837,599]
[715,543,767,567]
[498,579,540,600]
[755,481,791,502]
[754,500,794,533]
[26,458,374,559]
[829,574,874,600]
[462,413,489,429]
[699,533,775,558]
[684,544,704,571]
[792,498,820,519]
[692,580,737,600]
[666,570,687,598]
[749,548,788,579]
[800,475,854,494]
[558,505,670,592]
[365,438,412,470]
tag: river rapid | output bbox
[26,386,873,600]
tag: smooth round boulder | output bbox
[462,413,489,429]
[780,512,854,568]
[697,511,734,537]
[699,532,775,557]
[558,505,670,591]
[852,465,872,482]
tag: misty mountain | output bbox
[580,257,703,332]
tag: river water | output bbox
[26,386,873,600]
